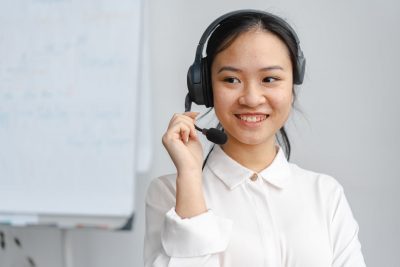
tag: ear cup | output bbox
[187,62,205,105]
[294,50,306,85]
[186,58,214,107]
[201,57,213,107]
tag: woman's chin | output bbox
[227,133,275,148]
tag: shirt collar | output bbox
[206,145,292,190]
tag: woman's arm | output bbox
[329,185,366,266]
[161,112,207,218]
[144,112,232,266]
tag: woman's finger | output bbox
[183,111,199,120]
[168,113,198,141]
[165,121,194,144]
[169,112,198,127]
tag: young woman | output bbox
[144,10,366,266]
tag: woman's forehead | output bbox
[212,30,292,71]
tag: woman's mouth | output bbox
[235,114,269,122]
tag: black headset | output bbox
[186,9,306,109]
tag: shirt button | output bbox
[250,173,258,181]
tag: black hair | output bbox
[204,11,301,160]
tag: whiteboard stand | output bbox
[61,229,72,267]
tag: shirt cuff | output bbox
[161,207,233,257]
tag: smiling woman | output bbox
[144,10,366,267]
[212,30,293,170]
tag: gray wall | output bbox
[1,0,399,266]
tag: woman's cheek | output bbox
[270,90,292,110]
[214,89,234,110]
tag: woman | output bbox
[144,10,366,266]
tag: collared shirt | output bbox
[144,145,366,266]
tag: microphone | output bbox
[194,125,227,145]
[185,93,227,145]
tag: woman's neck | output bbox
[221,138,277,173]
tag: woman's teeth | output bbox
[238,114,268,122]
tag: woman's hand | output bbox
[162,112,203,176]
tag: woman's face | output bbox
[211,29,293,149]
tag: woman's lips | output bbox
[235,114,269,122]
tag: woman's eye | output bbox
[223,77,240,84]
[263,77,279,83]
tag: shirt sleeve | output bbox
[144,176,233,267]
[329,184,366,267]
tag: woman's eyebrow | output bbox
[260,66,284,71]
[217,66,241,73]
[217,65,284,73]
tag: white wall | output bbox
[1,0,399,266]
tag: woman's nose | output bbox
[238,82,266,107]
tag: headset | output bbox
[186,9,306,109]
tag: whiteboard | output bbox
[0,0,143,227]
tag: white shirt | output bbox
[144,145,366,266]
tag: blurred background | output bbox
[1,0,399,266]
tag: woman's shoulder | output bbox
[148,173,177,190]
[145,173,177,206]
[288,163,345,194]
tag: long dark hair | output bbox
[204,11,302,160]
